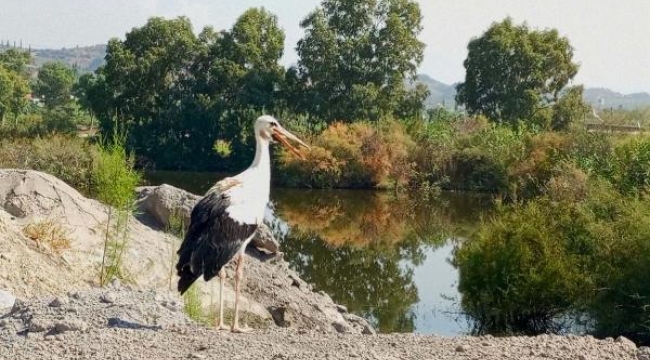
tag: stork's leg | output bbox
[231,253,250,333]
[216,268,228,330]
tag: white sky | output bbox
[1,0,648,93]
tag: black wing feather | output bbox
[175,191,257,294]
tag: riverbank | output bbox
[1,289,643,360]
[1,169,649,359]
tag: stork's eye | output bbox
[270,121,278,127]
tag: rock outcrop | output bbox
[135,184,280,254]
[0,169,373,334]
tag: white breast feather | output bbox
[215,171,267,226]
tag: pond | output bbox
[145,171,650,344]
[145,171,492,335]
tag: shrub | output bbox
[506,132,569,200]
[447,148,507,192]
[23,219,72,255]
[0,135,97,194]
[608,136,650,194]
[92,134,141,286]
[276,121,414,189]
[454,180,650,342]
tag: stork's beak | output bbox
[272,125,311,160]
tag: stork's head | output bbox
[255,115,311,159]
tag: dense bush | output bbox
[276,121,413,189]
[0,135,97,194]
[607,136,650,194]
[454,180,650,342]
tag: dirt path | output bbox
[0,289,644,360]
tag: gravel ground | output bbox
[1,289,646,360]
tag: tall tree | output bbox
[34,62,76,108]
[456,18,582,128]
[200,8,287,166]
[91,12,288,170]
[0,65,29,126]
[96,16,202,167]
[295,0,427,122]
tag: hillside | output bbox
[583,87,650,110]
[415,75,650,111]
[0,44,106,72]
[416,74,457,109]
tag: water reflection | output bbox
[144,172,494,334]
[270,189,490,333]
[145,171,650,343]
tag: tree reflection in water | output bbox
[269,189,487,333]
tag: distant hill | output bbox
[583,88,650,110]
[0,44,106,72]
[415,75,650,111]
[416,74,457,109]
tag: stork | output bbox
[175,115,310,332]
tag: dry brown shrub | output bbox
[277,121,414,189]
[22,219,72,255]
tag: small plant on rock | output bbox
[22,219,72,255]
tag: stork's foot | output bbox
[230,325,252,333]
[215,322,229,331]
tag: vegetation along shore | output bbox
[1,0,650,358]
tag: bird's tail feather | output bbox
[177,267,200,295]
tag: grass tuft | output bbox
[23,219,72,255]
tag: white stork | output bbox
[175,115,310,332]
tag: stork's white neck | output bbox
[242,134,271,186]
[250,135,270,170]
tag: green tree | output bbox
[456,18,580,127]
[96,16,203,168]
[34,62,76,108]
[0,48,32,77]
[92,12,288,171]
[551,85,590,131]
[295,0,428,122]
[0,65,29,126]
[197,8,287,167]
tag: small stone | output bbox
[638,347,650,360]
[0,253,14,262]
[336,304,348,313]
[49,297,68,307]
[0,319,8,328]
[319,291,333,302]
[109,278,122,289]
[55,318,88,332]
[0,290,15,312]
[362,324,376,335]
[288,273,302,288]
[577,355,589,360]
[332,321,352,334]
[455,344,470,353]
[100,292,117,304]
[29,319,53,332]
[189,353,206,359]
[615,335,636,349]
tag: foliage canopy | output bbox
[456,18,587,129]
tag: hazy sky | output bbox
[1,0,648,93]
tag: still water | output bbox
[145,171,493,335]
